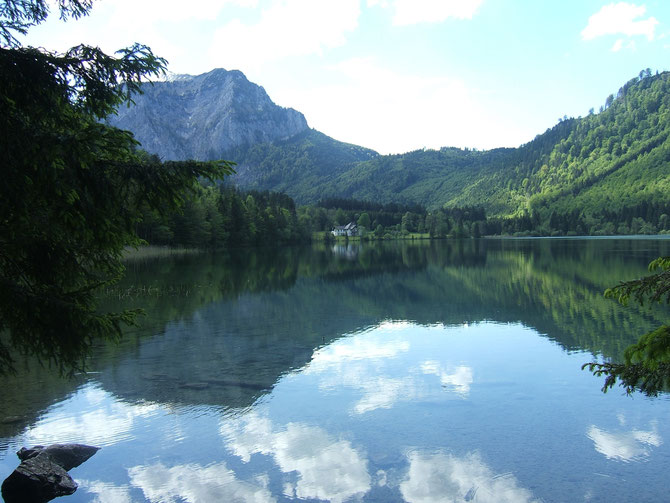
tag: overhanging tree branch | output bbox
[0,0,235,374]
[585,256,670,395]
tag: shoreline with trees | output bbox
[134,189,670,250]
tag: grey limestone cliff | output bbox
[108,68,309,161]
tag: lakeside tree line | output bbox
[130,184,670,248]
[135,188,669,249]
[135,184,309,248]
[487,200,670,237]
[137,190,495,247]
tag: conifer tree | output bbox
[584,257,670,395]
[0,0,234,373]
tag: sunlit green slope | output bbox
[318,71,670,216]
[225,128,378,200]
[237,71,668,220]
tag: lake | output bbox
[1,238,669,502]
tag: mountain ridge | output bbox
[109,68,310,160]
[110,68,670,224]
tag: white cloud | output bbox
[391,0,484,25]
[314,362,418,414]
[128,462,275,502]
[25,0,252,48]
[209,0,360,71]
[303,328,474,414]
[303,329,416,413]
[301,324,476,414]
[220,414,371,503]
[611,38,637,51]
[22,0,260,75]
[101,0,254,23]
[343,362,472,414]
[582,3,658,41]
[587,423,662,462]
[276,57,522,154]
[400,451,538,503]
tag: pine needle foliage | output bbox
[584,257,670,395]
[0,1,234,374]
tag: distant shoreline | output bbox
[122,246,204,261]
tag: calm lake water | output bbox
[2,238,670,502]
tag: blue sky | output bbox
[23,0,670,154]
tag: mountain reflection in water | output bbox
[1,238,669,502]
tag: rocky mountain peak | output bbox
[108,68,309,161]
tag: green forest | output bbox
[139,187,668,249]
[135,184,308,248]
[117,69,670,248]
[220,69,670,238]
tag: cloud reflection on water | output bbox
[421,360,473,396]
[306,326,474,414]
[400,451,538,503]
[220,413,371,503]
[127,462,275,502]
[22,384,159,447]
[353,375,415,414]
[587,422,662,462]
[78,480,133,503]
[308,332,411,365]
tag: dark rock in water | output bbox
[2,455,76,502]
[16,445,45,461]
[39,444,100,471]
[2,443,100,503]
[0,416,24,425]
[179,382,210,390]
[206,378,267,390]
[143,373,172,382]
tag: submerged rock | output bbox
[2,443,100,502]
[0,416,24,425]
[178,382,210,390]
[206,378,266,390]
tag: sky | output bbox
[21,0,670,154]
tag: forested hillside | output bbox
[214,70,669,235]
[226,128,378,199]
[316,70,670,226]
[522,70,670,234]
[112,68,670,235]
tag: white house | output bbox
[332,222,358,237]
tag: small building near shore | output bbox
[332,222,358,237]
